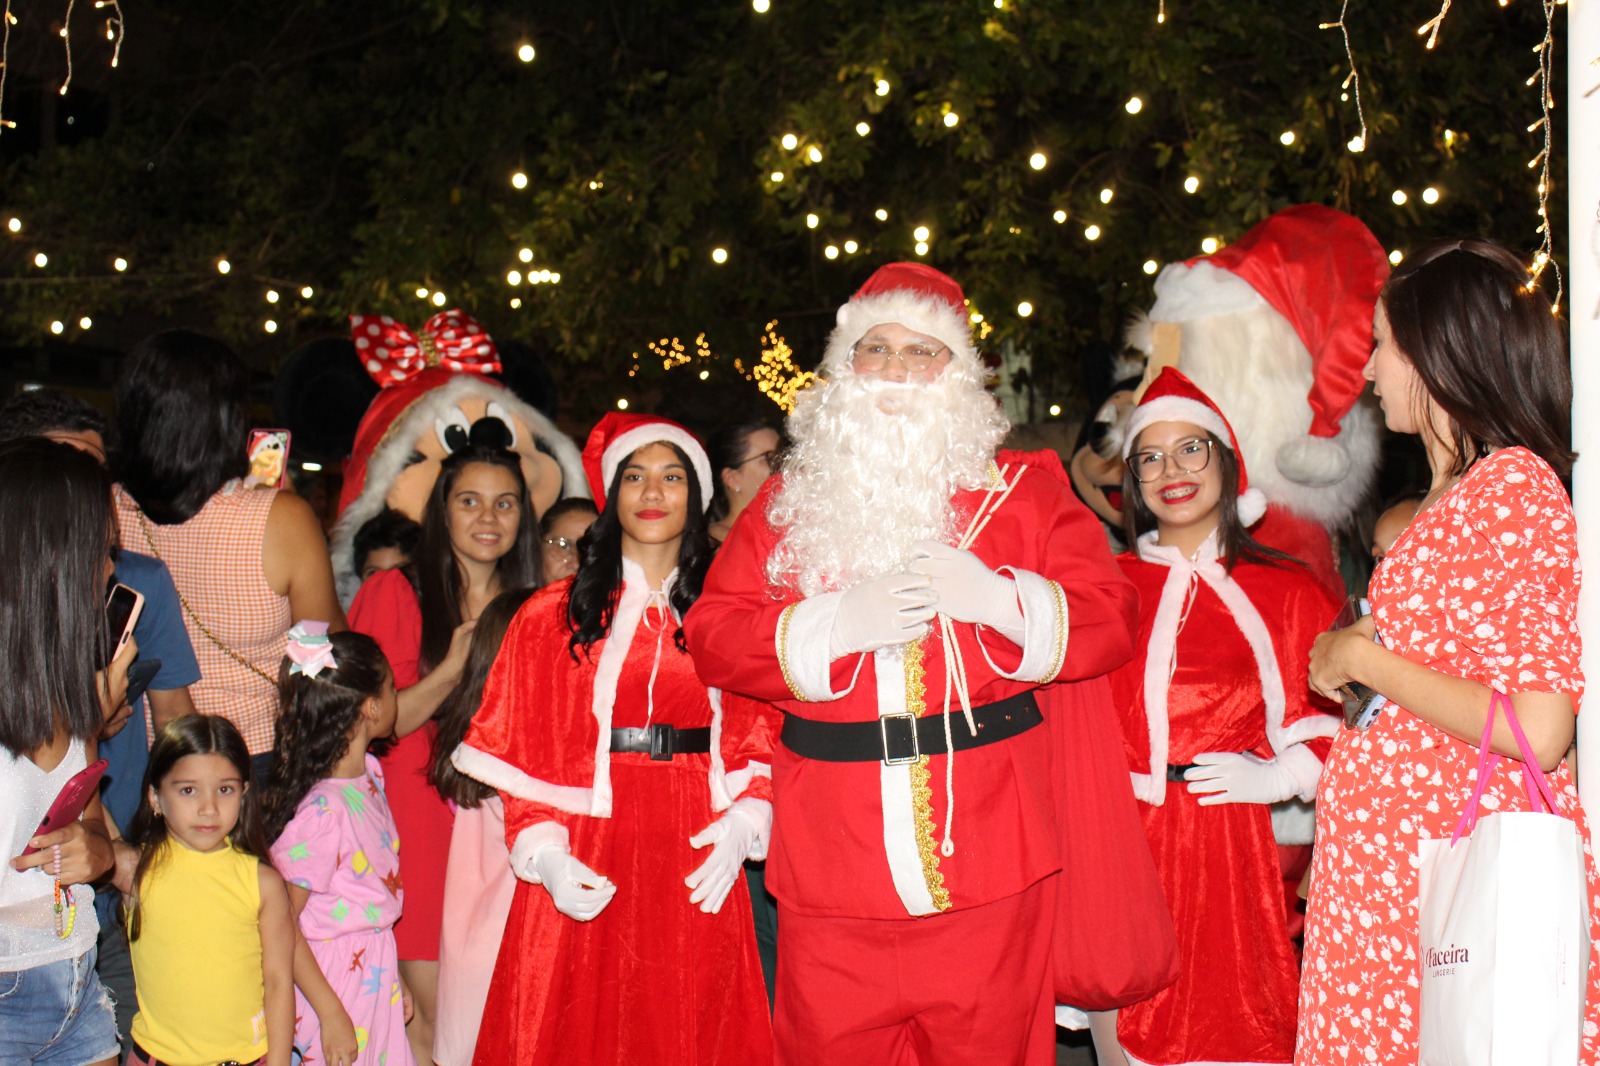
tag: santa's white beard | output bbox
[767,368,1009,596]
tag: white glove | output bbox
[1183,743,1323,806]
[828,572,937,659]
[909,540,1024,640]
[685,798,772,914]
[531,845,617,922]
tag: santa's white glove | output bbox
[1183,743,1323,806]
[685,798,772,914]
[531,845,617,922]
[828,572,937,659]
[909,540,1024,642]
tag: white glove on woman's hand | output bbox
[531,845,617,921]
[685,798,773,914]
[828,572,937,659]
[1183,743,1323,805]
[909,541,1023,639]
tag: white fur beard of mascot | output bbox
[766,263,1009,597]
[328,308,587,604]
[1127,204,1389,595]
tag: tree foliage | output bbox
[0,0,1565,424]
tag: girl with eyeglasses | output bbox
[1085,368,1340,1066]
[706,422,782,545]
[537,497,599,583]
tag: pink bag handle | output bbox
[1451,689,1561,844]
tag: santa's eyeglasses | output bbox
[850,341,950,372]
[1125,438,1216,483]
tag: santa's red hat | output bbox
[823,262,978,373]
[581,412,712,512]
[1124,367,1267,526]
[1148,205,1388,484]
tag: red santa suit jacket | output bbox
[687,450,1181,1005]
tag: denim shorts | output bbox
[0,947,120,1066]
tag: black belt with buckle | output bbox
[609,723,712,761]
[781,691,1043,765]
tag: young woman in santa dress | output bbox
[449,413,772,1065]
[1098,368,1340,1066]
[346,437,541,1064]
[1301,239,1598,1065]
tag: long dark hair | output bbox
[706,421,778,524]
[258,632,391,844]
[1120,433,1300,573]
[567,441,713,659]
[0,439,112,757]
[1381,238,1574,479]
[415,446,541,674]
[430,587,537,808]
[114,329,251,524]
[126,715,265,941]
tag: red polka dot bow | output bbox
[348,310,502,388]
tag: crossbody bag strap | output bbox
[133,509,279,688]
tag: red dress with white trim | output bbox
[1112,534,1340,1066]
[455,566,772,1065]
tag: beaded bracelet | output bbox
[52,844,76,940]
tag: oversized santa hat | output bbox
[329,309,587,602]
[581,411,713,512]
[822,262,978,373]
[1124,367,1267,526]
[1147,204,1388,485]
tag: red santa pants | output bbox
[774,876,1057,1066]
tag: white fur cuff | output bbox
[779,593,861,702]
[510,823,570,883]
[979,568,1068,684]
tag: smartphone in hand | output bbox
[104,583,144,669]
[1331,596,1385,730]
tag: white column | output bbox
[1569,0,1600,807]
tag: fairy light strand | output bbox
[1319,0,1368,152]
[0,0,15,133]
[58,0,75,96]
[1526,0,1562,313]
[1417,0,1452,50]
[96,0,124,68]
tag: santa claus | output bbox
[686,262,1176,1065]
[1127,204,1389,594]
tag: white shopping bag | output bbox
[1418,692,1589,1066]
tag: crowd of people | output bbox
[0,234,1591,1066]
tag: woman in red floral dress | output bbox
[1300,239,1599,1065]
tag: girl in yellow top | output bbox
[123,715,296,1066]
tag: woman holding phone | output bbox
[1,438,137,1066]
[1300,239,1600,1063]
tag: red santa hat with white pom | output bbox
[823,261,979,374]
[580,411,713,512]
[1146,204,1387,486]
[1123,367,1268,527]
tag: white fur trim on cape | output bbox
[508,821,570,883]
[824,290,977,375]
[329,375,589,605]
[451,743,595,817]
[601,423,713,512]
[1128,531,1293,807]
[975,567,1068,684]
[779,591,866,702]
[1149,260,1267,323]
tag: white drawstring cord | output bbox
[641,587,672,727]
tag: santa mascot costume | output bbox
[327,308,587,602]
[1128,204,1389,596]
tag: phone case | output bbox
[247,429,292,488]
[18,759,109,856]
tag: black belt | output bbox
[132,1044,260,1066]
[609,723,711,760]
[1166,763,1196,782]
[781,691,1043,765]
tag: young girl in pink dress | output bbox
[1302,239,1600,1064]
[260,626,416,1066]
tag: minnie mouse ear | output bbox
[273,338,380,461]
[491,338,561,419]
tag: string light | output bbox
[6,217,19,232]
[57,0,74,97]
[1084,224,1102,241]
[1524,0,1560,312]
[751,321,815,412]
[517,42,535,62]
[1183,176,1199,194]
[913,225,931,242]
[32,252,46,268]
[1389,250,1404,265]
[1320,0,1369,154]
[1143,259,1159,274]
[807,145,823,163]
[266,289,279,303]
[1052,209,1068,223]
[1422,186,1441,204]
[113,256,127,271]
[1157,0,1166,24]
[431,291,446,307]
[875,208,888,221]
[0,2,14,136]
[855,121,870,136]
[50,320,64,334]
[1099,187,1114,204]
[511,171,528,189]
[806,213,820,229]
[1417,0,1452,49]
[752,0,770,11]
[770,171,784,182]
[617,398,629,410]
[264,320,278,334]
[507,270,522,285]
[416,287,430,299]
[699,369,710,380]
[510,297,522,309]
[914,241,929,255]
[519,247,533,263]
[1280,130,1296,145]
[1029,152,1047,170]
[875,79,891,97]
[1125,96,1143,114]
[300,285,313,298]
[1017,301,1034,317]
[844,240,858,253]
[1049,404,1062,417]
[78,316,90,329]
[1392,189,1408,205]
[824,244,839,259]
[943,110,960,128]
[216,258,231,274]
[1201,236,1219,253]
[711,247,729,264]
[781,133,798,150]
